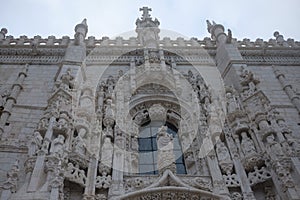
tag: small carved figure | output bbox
[226,91,239,113]
[59,68,74,90]
[50,134,65,156]
[187,70,196,85]
[104,99,114,119]
[101,137,113,168]
[216,141,231,163]
[266,134,284,158]
[240,66,260,97]
[28,131,43,156]
[285,133,300,154]
[4,160,19,192]
[226,29,232,43]
[73,129,87,156]
[240,132,256,156]
[106,76,115,94]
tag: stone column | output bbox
[233,160,255,199]
[27,116,56,192]
[206,20,246,91]
[226,131,255,200]
[84,155,98,199]
[130,57,137,94]
[109,127,126,198]
[0,64,28,136]
[207,151,230,197]
[274,68,300,114]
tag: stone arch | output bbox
[119,170,227,200]
[94,47,220,176]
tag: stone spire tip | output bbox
[81,18,87,26]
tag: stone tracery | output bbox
[0,6,299,200]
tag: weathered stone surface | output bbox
[0,7,299,200]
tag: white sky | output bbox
[1,0,300,41]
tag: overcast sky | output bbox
[1,0,299,41]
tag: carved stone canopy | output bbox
[148,103,167,123]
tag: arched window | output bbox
[138,121,186,175]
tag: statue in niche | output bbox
[73,129,87,156]
[157,126,173,151]
[59,68,74,90]
[104,99,114,119]
[106,75,115,94]
[240,132,256,156]
[101,137,113,168]
[97,82,106,112]
[266,134,284,158]
[57,113,69,130]
[216,140,233,175]
[216,141,231,163]
[50,134,65,156]
[157,125,175,172]
[226,91,240,113]
[28,131,43,156]
[284,133,300,154]
[202,96,211,115]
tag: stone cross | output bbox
[140,7,152,19]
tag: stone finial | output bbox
[226,29,232,43]
[74,18,88,45]
[0,28,8,40]
[273,31,288,46]
[136,7,160,48]
[206,20,227,45]
[206,20,213,33]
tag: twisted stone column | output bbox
[274,68,300,114]
[0,64,28,136]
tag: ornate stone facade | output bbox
[0,7,300,200]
